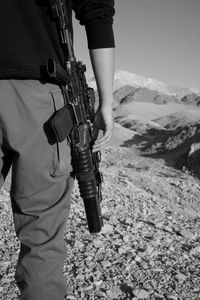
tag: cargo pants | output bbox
[0,79,74,300]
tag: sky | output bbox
[73,0,200,90]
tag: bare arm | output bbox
[89,47,115,152]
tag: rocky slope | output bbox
[0,146,200,300]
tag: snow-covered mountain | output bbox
[114,70,200,99]
[87,70,200,100]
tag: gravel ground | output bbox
[0,146,200,300]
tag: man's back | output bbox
[0,0,66,79]
[0,0,115,81]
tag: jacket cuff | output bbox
[85,23,115,49]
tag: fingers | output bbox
[92,128,113,152]
[91,105,114,152]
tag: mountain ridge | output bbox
[87,70,200,100]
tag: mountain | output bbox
[181,93,200,106]
[87,69,200,176]
[113,85,180,109]
[114,70,200,100]
[87,70,200,100]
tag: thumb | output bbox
[91,124,100,143]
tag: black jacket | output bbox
[0,0,115,80]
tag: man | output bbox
[0,0,115,299]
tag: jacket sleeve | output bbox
[72,0,115,49]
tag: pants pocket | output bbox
[48,88,72,177]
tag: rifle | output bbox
[46,0,103,233]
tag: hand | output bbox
[92,105,114,153]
